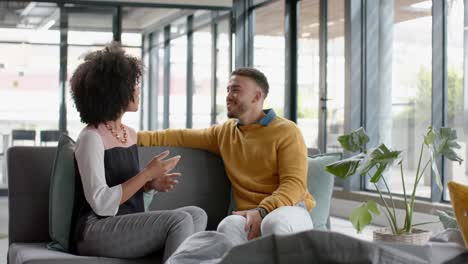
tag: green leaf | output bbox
[366,200,380,216]
[349,200,380,233]
[425,127,463,191]
[426,127,463,164]
[325,153,365,179]
[356,144,401,183]
[424,126,436,145]
[436,210,459,230]
[337,127,369,152]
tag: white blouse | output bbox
[75,129,122,216]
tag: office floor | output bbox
[0,197,378,262]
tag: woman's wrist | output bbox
[140,169,153,182]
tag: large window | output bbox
[297,0,320,148]
[326,0,345,152]
[253,0,285,116]
[216,18,231,124]
[0,42,59,139]
[158,45,164,129]
[365,1,432,198]
[169,35,187,128]
[192,25,212,128]
[446,0,466,200]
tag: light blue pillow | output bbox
[307,153,341,230]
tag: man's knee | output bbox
[216,215,246,233]
[261,206,313,236]
[217,215,248,246]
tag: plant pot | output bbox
[373,228,432,245]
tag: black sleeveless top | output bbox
[70,144,144,252]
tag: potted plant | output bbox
[325,126,463,245]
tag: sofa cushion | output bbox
[138,146,230,230]
[8,147,57,244]
[307,153,341,230]
[9,243,160,264]
[48,134,75,251]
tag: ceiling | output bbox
[0,0,230,32]
[254,0,432,39]
[0,0,432,36]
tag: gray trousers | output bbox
[76,206,207,262]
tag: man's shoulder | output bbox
[271,116,299,132]
[218,119,237,129]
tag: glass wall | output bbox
[158,45,165,129]
[365,1,432,198]
[326,0,345,152]
[169,35,187,128]
[446,0,466,200]
[0,41,60,140]
[253,0,285,116]
[297,0,320,148]
[216,18,231,124]
[192,25,212,128]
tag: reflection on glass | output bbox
[193,26,212,128]
[0,43,60,137]
[446,0,465,200]
[216,19,231,124]
[0,43,59,187]
[326,0,345,153]
[298,0,320,148]
[158,46,164,129]
[253,0,285,116]
[169,36,187,128]
[365,1,432,198]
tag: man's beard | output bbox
[227,102,247,118]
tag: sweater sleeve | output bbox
[137,126,221,155]
[259,125,308,212]
[75,130,122,216]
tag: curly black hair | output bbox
[70,42,142,126]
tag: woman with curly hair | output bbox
[69,42,207,262]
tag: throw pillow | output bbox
[307,153,342,230]
[48,134,76,252]
[447,181,468,248]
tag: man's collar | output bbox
[258,108,276,126]
[236,109,276,126]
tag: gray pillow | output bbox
[48,134,76,252]
[307,153,341,230]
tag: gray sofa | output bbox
[6,146,468,264]
[7,146,231,264]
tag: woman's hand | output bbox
[143,150,181,192]
[145,172,181,192]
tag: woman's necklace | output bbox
[105,122,128,144]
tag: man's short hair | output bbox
[231,67,269,98]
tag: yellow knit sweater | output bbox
[138,116,315,213]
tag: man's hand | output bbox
[232,209,262,240]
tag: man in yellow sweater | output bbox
[138,67,315,245]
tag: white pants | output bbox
[216,206,314,246]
